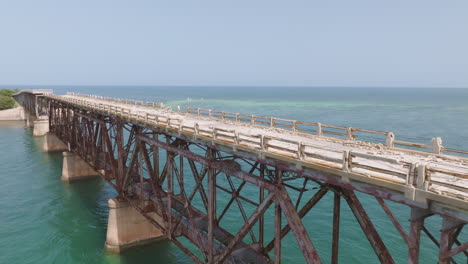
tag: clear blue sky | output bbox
[0,0,467,87]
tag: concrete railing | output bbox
[58,93,468,159]
[63,93,468,157]
[46,94,468,205]
[13,89,54,96]
[185,107,466,157]
[66,92,166,109]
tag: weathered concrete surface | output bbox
[32,120,49,136]
[58,94,468,205]
[25,113,35,127]
[105,198,165,253]
[42,133,67,152]
[61,151,99,183]
[0,106,25,121]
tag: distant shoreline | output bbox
[1,85,468,89]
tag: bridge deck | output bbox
[49,93,468,212]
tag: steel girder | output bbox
[42,98,468,264]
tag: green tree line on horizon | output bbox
[0,89,19,110]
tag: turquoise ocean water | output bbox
[0,86,467,263]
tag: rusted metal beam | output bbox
[207,147,216,263]
[331,192,340,264]
[216,192,275,263]
[265,186,328,252]
[407,208,428,264]
[274,202,281,264]
[341,188,395,264]
[439,217,466,264]
[276,186,322,264]
[137,134,278,192]
[259,163,266,249]
[376,197,410,246]
[38,96,468,264]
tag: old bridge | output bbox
[12,90,468,263]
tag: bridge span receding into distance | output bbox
[11,89,468,264]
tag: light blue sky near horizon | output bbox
[0,0,467,88]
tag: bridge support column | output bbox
[43,133,67,152]
[33,120,49,136]
[25,114,35,128]
[105,198,165,253]
[61,152,99,183]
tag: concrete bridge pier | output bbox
[25,113,35,128]
[42,133,68,152]
[33,119,49,136]
[105,198,165,253]
[61,152,99,183]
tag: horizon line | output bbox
[1,84,467,89]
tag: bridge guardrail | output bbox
[65,92,468,157]
[184,107,468,157]
[66,92,165,109]
[47,94,468,205]
[13,89,53,96]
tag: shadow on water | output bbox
[103,242,179,264]
[0,120,26,129]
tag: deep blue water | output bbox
[0,86,467,263]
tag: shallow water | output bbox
[0,86,467,263]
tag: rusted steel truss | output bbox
[42,97,467,263]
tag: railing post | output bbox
[386,132,395,148]
[432,137,443,154]
[317,123,322,136]
[292,120,297,132]
[209,109,212,118]
[346,127,354,140]
[194,122,199,134]
[235,113,239,122]
[407,163,417,186]
[197,108,201,116]
[403,163,418,200]
[177,105,181,112]
[298,142,305,160]
[342,150,351,172]
[416,164,428,191]
[342,150,351,182]
[260,135,267,151]
[270,117,274,127]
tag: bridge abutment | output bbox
[105,198,165,253]
[43,133,67,152]
[33,120,49,136]
[61,152,99,183]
